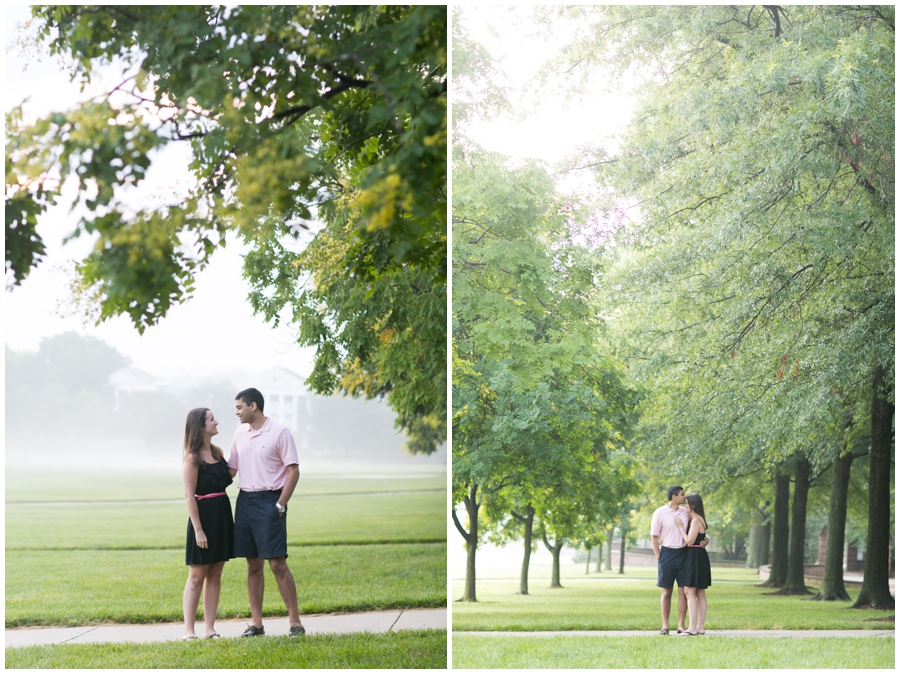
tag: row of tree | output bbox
[451,19,641,600]
[453,5,893,610]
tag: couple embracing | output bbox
[650,485,712,636]
[181,387,304,640]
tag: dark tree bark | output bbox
[452,483,480,602]
[853,366,895,610]
[779,455,813,595]
[541,528,565,588]
[619,532,626,574]
[511,505,535,595]
[605,526,614,571]
[812,449,855,601]
[747,508,766,568]
[761,469,790,588]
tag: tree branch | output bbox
[271,78,372,126]
[452,507,470,540]
[764,5,783,37]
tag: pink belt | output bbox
[196,492,227,500]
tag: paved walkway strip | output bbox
[5,608,446,648]
[454,629,893,638]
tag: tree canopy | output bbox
[547,4,893,606]
[6,5,447,452]
[451,19,639,599]
[553,5,893,468]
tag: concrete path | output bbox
[5,608,446,648]
[454,629,894,638]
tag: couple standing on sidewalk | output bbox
[181,387,304,640]
[651,485,712,636]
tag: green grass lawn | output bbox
[7,492,446,550]
[6,628,446,669]
[451,571,894,631]
[5,468,445,503]
[7,543,446,627]
[451,635,894,669]
[6,467,447,632]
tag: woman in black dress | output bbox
[674,493,711,636]
[182,407,237,639]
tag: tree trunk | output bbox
[761,470,790,587]
[619,531,626,574]
[761,521,771,569]
[853,366,895,610]
[605,527,613,571]
[747,509,764,568]
[585,547,591,574]
[812,449,854,601]
[511,505,535,595]
[779,455,812,595]
[452,483,480,602]
[542,529,565,588]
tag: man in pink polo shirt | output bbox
[650,485,707,635]
[228,387,304,638]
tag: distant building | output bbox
[108,366,311,450]
[249,367,313,453]
[107,365,435,462]
[109,366,190,407]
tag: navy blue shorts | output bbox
[657,547,687,588]
[233,490,288,560]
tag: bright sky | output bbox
[4,5,316,382]
[457,5,632,187]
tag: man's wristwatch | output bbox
[276,503,286,516]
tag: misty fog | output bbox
[6,332,446,473]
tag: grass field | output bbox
[7,465,447,631]
[451,635,895,669]
[451,571,894,631]
[9,543,445,627]
[5,468,446,503]
[7,492,445,549]
[6,629,446,668]
[450,566,894,668]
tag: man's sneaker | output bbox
[241,624,265,637]
[289,623,306,637]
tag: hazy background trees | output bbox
[5,332,437,468]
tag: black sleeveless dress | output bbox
[684,531,712,589]
[185,457,235,565]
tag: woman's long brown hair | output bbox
[686,493,708,529]
[183,407,221,464]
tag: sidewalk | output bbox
[5,608,446,648]
[454,629,894,638]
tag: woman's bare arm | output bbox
[183,460,207,549]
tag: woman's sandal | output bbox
[206,632,222,639]
[182,634,198,641]
[658,628,669,635]
[679,630,699,636]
